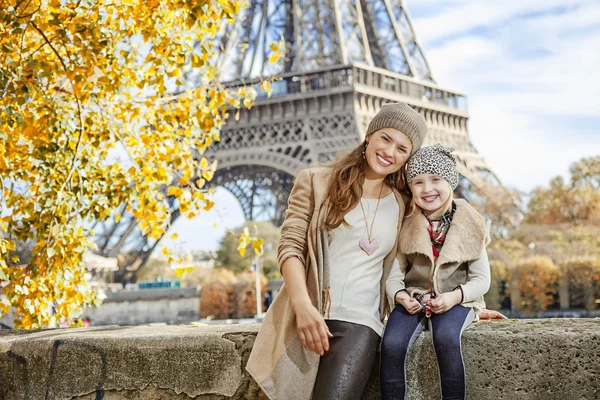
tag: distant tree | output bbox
[526,156,600,224]
[509,256,560,315]
[488,238,528,268]
[484,260,508,310]
[507,223,600,263]
[216,221,281,278]
[561,257,600,311]
[237,273,268,318]
[471,184,522,240]
[200,269,237,319]
[570,156,600,189]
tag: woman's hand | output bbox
[430,290,462,314]
[281,257,332,356]
[396,291,421,314]
[293,300,333,356]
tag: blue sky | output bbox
[167,0,600,252]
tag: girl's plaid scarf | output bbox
[423,201,457,260]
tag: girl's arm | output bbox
[459,248,492,303]
[277,169,332,356]
[431,249,491,314]
[386,254,421,314]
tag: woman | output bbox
[246,102,428,399]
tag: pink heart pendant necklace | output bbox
[358,183,384,256]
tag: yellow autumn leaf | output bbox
[192,54,203,68]
[170,233,178,240]
[261,80,271,92]
[252,238,264,256]
[202,170,215,181]
[204,200,215,211]
[200,157,209,169]
[168,187,183,196]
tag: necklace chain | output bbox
[359,183,384,241]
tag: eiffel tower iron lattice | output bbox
[92,0,503,282]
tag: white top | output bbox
[327,192,400,336]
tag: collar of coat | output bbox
[399,198,487,266]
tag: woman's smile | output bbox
[376,153,392,167]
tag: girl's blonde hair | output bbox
[406,180,454,220]
[324,138,409,230]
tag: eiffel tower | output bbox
[210,0,500,224]
[93,0,501,281]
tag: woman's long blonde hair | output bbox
[324,139,409,230]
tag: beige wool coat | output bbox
[246,166,406,400]
[386,198,491,313]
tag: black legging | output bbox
[312,320,380,400]
[380,304,475,400]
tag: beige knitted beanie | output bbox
[365,102,428,154]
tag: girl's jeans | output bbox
[380,304,475,400]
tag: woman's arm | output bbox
[277,169,332,355]
[282,257,332,356]
[386,254,407,302]
[277,169,314,271]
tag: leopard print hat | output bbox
[406,144,459,190]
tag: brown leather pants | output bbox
[312,320,380,400]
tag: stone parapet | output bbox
[0,319,598,399]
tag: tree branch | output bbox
[30,23,85,227]
[31,21,69,72]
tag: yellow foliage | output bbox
[175,266,195,278]
[0,0,276,328]
[509,256,560,315]
[561,257,600,311]
[484,260,508,310]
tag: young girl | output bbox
[246,103,428,400]
[381,144,491,400]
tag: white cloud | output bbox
[412,0,593,44]
[467,104,600,193]
[426,36,501,77]
[525,2,600,32]
[429,32,600,116]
